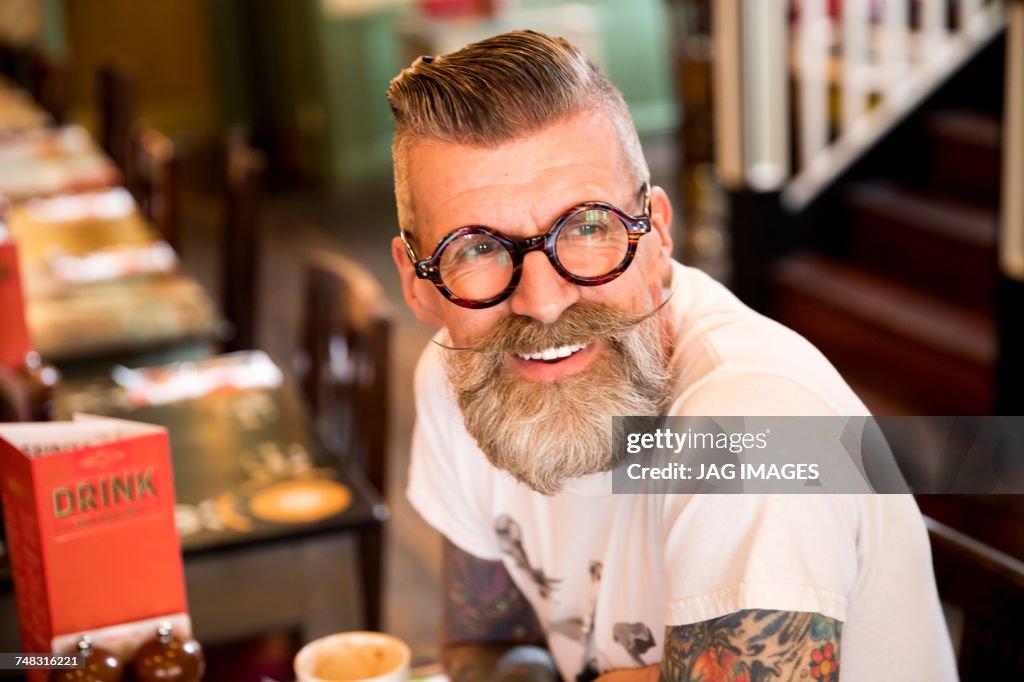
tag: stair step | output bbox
[924,109,1002,205]
[773,253,996,414]
[845,181,997,312]
[915,495,1024,562]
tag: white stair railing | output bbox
[842,0,871,138]
[713,0,1009,211]
[1002,0,1024,282]
[799,0,830,175]
[883,0,910,80]
[743,0,791,189]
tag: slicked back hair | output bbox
[387,30,649,239]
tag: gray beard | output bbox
[444,302,670,496]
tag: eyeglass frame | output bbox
[400,182,653,309]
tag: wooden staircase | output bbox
[771,108,1003,415]
[769,70,1024,613]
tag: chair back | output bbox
[129,124,179,250]
[926,516,1024,678]
[298,251,391,494]
[97,65,135,173]
[29,52,70,125]
[221,133,266,353]
[0,367,31,422]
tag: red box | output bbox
[0,416,188,680]
[0,237,32,369]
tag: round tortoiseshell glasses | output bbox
[401,183,652,309]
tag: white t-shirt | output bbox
[408,260,957,681]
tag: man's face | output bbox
[392,109,675,494]
[393,109,674,357]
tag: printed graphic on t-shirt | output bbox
[551,560,603,643]
[613,622,657,666]
[494,525,659,681]
[495,514,561,598]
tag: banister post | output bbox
[713,0,789,311]
[998,0,1024,412]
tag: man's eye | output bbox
[456,239,505,264]
[568,223,607,239]
[462,242,494,258]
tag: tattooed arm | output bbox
[657,610,841,682]
[441,539,554,682]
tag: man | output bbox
[388,31,956,681]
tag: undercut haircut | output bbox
[386,30,649,239]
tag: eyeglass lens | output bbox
[437,208,632,301]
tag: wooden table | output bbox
[27,274,219,366]
[6,188,219,366]
[0,80,215,368]
[0,359,387,666]
[0,82,49,136]
[0,125,118,200]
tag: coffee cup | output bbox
[294,632,411,682]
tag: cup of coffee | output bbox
[294,632,411,682]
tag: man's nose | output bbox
[508,251,579,324]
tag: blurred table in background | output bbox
[6,187,218,367]
[0,78,49,135]
[29,275,218,367]
[0,352,386,659]
[0,125,118,200]
[0,67,217,372]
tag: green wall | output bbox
[316,7,407,188]
[212,0,677,188]
[520,0,679,136]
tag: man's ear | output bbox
[391,236,445,327]
[644,185,675,290]
[649,185,674,257]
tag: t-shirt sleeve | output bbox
[661,494,859,626]
[662,369,864,626]
[405,340,503,561]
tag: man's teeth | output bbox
[516,343,588,361]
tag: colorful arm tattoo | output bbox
[658,610,842,682]
[441,539,549,681]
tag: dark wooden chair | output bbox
[97,65,136,174]
[128,124,179,250]
[926,516,1024,678]
[0,45,22,81]
[0,367,31,422]
[297,250,392,631]
[221,133,266,353]
[0,354,59,422]
[29,52,70,125]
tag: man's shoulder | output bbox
[667,262,868,416]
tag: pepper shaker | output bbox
[128,622,205,682]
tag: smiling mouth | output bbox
[515,343,590,363]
